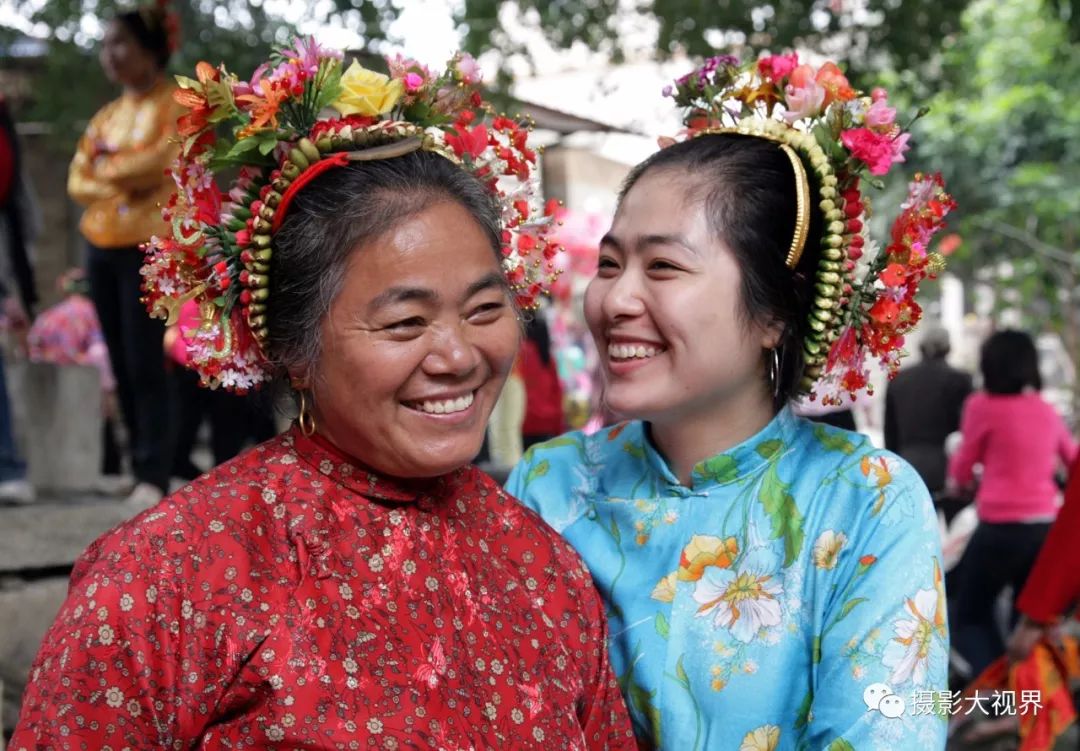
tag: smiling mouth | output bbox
[608,343,665,362]
[403,391,476,415]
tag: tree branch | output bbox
[973,217,1077,268]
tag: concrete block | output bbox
[8,362,103,492]
[0,498,131,574]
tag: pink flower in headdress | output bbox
[455,53,482,84]
[228,184,252,204]
[841,127,905,175]
[758,52,799,81]
[890,131,911,165]
[404,72,424,93]
[388,54,433,85]
[231,63,268,98]
[784,79,826,122]
[283,36,340,77]
[865,98,897,129]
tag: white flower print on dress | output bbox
[812,530,847,570]
[692,525,783,643]
[882,587,938,684]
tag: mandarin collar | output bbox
[638,406,799,493]
[285,425,464,505]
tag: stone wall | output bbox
[19,126,85,310]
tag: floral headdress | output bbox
[142,38,560,392]
[664,54,956,402]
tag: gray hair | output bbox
[920,325,951,359]
[266,149,506,380]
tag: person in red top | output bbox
[10,42,635,750]
[1007,453,1080,661]
[521,313,567,448]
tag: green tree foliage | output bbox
[4,0,982,145]
[459,0,970,78]
[915,0,1080,370]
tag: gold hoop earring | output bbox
[297,390,316,437]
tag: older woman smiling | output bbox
[11,41,634,750]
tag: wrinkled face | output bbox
[305,201,520,478]
[585,169,780,425]
[100,20,158,88]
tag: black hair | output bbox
[114,9,171,69]
[980,329,1042,394]
[267,149,507,380]
[618,133,824,408]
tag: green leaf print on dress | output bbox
[618,644,663,745]
[524,459,550,485]
[757,463,805,567]
[813,424,857,455]
[697,454,739,484]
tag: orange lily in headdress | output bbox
[236,79,290,137]
[174,62,220,138]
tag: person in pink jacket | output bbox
[948,329,1077,677]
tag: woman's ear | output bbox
[760,319,785,351]
[288,367,311,392]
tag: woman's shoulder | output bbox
[788,414,877,465]
[506,422,646,520]
[521,421,646,469]
[475,468,602,594]
[77,435,309,589]
[505,423,639,492]
[789,416,932,515]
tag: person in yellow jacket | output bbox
[69,4,182,508]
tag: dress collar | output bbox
[285,425,464,505]
[638,406,799,492]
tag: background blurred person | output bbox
[520,312,566,448]
[164,300,276,481]
[485,354,526,469]
[886,325,973,521]
[948,329,1077,678]
[1007,452,1080,662]
[0,93,40,504]
[68,4,182,507]
[27,268,122,477]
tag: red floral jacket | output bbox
[11,427,635,750]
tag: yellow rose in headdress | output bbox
[332,60,404,117]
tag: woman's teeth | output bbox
[411,392,475,414]
[608,343,662,360]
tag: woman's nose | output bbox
[600,271,646,321]
[423,323,482,377]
